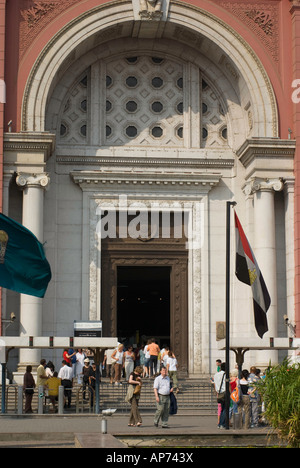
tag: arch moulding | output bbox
[22,0,278,138]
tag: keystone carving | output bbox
[139,0,163,19]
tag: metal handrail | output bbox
[75,385,95,413]
[1,380,217,414]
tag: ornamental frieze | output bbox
[19,0,281,65]
[19,0,81,59]
[217,2,280,64]
[21,1,57,28]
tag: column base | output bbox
[255,350,278,369]
[14,359,40,385]
[13,370,39,385]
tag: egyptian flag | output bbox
[234,211,270,338]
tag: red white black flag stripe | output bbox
[234,211,271,338]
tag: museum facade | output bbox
[0,0,299,376]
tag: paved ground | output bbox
[0,412,277,449]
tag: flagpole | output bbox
[225,201,236,430]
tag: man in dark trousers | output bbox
[153,366,173,428]
[58,360,73,408]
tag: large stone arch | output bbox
[45,37,247,150]
[10,0,293,377]
[22,0,278,139]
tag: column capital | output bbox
[247,177,283,194]
[283,177,295,194]
[16,172,50,190]
[242,181,254,198]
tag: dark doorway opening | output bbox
[117,266,170,346]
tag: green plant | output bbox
[257,359,300,448]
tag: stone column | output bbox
[290,0,300,339]
[2,173,12,216]
[284,179,295,338]
[251,177,283,365]
[16,173,50,371]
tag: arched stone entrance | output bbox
[101,212,189,374]
[4,1,295,377]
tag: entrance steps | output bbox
[1,378,217,414]
[101,378,217,413]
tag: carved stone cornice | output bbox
[4,132,56,173]
[70,169,222,194]
[4,132,55,156]
[57,154,235,170]
[237,138,295,180]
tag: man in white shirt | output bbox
[213,362,226,429]
[153,367,173,428]
[143,342,150,377]
[103,348,115,384]
[166,353,178,393]
[58,360,73,408]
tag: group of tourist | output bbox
[22,340,177,417]
[211,359,263,429]
[22,348,95,413]
[23,360,62,414]
[23,348,266,432]
[104,339,179,393]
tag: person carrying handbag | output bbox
[125,366,143,427]
[111,344,124,386]
[213,362,226,429]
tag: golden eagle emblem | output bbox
[248,268,257,286]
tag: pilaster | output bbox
[15,172,50,372]
[238,138,296,360]
[244,177,283,365]
[290,0,300,338]
[2,131,55,376]
[284,178,296,342]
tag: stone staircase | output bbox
[100,378,217,413]
[0,378,218,415]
